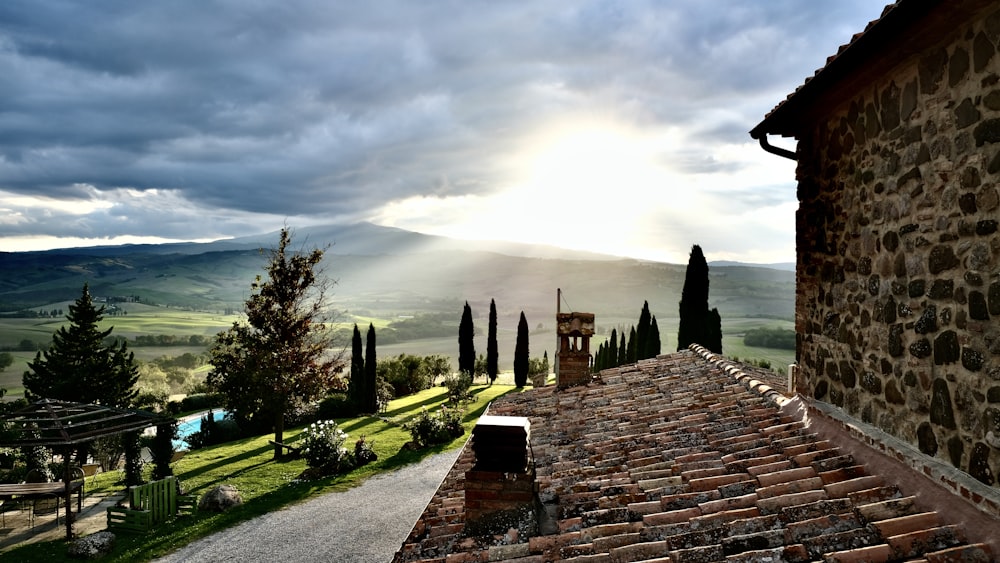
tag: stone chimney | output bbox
[464,415,537,536]
[557,311,594,388]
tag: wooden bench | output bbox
[107,476,198,533]
[268,439,302,458]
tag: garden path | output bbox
[153,448,460,563]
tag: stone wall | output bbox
[795,6,1000,492]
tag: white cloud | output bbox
[0,0,889,262]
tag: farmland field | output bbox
[1,304,794,400]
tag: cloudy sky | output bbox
[0,1,887,264]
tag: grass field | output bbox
[3,384,517,562]
[1,303,795,399]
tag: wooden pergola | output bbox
[0,398,170,540]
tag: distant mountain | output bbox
[709,260,795,272]
[0,222,795,325]
[35,222,620,261]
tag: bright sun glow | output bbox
[372,117,796,264]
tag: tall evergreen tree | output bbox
[458,301,476,376]
[365,323,378,413]
[349,324,364,407]
[637,301,652,360]
[677,244,722,353]
[207,228,342,459]
[627,326,637,364]
[649,316,662,357]
[24,283,139,408]
[609,329,618,368]
[513,311,529,387]
[487,299,498,385]
[618,331,627,366]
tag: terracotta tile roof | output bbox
[393,346,998,562]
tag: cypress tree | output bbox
[364,323,378,413]
[513,311,529,387]
[627,326,637,364]
[649,316,662,357]
[677,245,722,353]
[458,302,476,376]
[609,329,618,368]
[487,299,498,385]
[349,324,364,407]
[637,301,652,360]
[618,333,627,366]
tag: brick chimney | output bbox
[464,415,538,536]
[557,311,594,388]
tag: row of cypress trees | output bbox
[592,244,723,373]
[459,299,532,387]
[348,323,378,413]
[592,301,661,372]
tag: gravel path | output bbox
[154,449,460,563]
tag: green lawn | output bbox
[4,383,519,562]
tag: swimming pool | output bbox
[174,410,227,450]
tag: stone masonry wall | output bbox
[795,6,1000,490]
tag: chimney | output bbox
[557,311,595,388]
[464,415,538,536]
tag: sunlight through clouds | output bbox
[373,118,797,264]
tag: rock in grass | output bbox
[68,531,116,559]
[199,484,244,512]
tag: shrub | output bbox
[284,401,318,427]
[404,406,465,448]
[444,372,472,404]
[353,435,377,466]
[187,412,242,449]
[179,393,222,412]
[301,420,353,472]
[317,393,358,419]
[376,378,395,413]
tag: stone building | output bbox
[391,3,1000,561]
[750,0,1000,500]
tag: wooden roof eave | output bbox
[749,0,985,140]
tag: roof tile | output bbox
[393,350,995,562]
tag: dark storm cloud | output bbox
[0,0,886,244]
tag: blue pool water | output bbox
[174,410,227,450]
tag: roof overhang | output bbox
[749,0,986,141]
[0,398,169,448]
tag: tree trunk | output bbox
[273,409,284,460]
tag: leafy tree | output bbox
[0,352,12,372]
[349,324,365,407]
[514,311,529,387]
[458,301,476,377]
[487,299,498,385]
[365,323,378,412]
[473,354,489,381]
[207,228,343,460]
[528,351,549,379]
[677,244,723,353]
[23,283,139,408]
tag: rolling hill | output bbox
[0,222,794,331]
